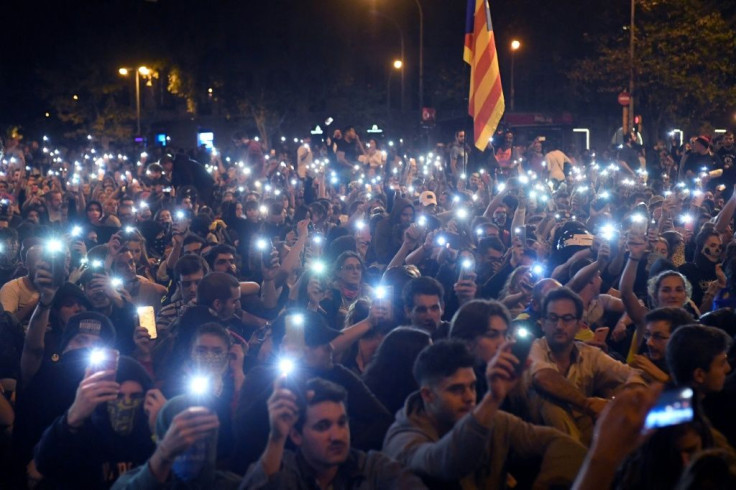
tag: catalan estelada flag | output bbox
[464,0,505,151]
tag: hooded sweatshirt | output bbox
[111,395,241,490]
[373,198,414,265]
[382,391,586,490]
[34,356,156,489]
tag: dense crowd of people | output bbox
[0,125,735,489]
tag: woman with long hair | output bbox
[362,327,432,415]
[320,251,371,330]
[499,265,534,317]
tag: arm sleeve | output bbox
[382,412,492,481]
[499,412,586,489]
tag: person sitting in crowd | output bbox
[34,356,156,489]
[232,309,393,474]
[241,377,426,489]
[528,287,645,445]
[383,339,586,488]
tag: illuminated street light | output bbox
[510,40,521,111]
[119,65,153,135]
[393,59,403,69]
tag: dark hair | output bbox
[333,251,363,275]
[695,229,720,257]
[403,276,444,310]
[294,378,348,432]
[700,308,736,338]
[362,327,432,414]
[644,307,693,335]
[173,254,209,279]
[196,272,240,307]
[450,300,510,342]
[204,244,236,270]
[192,322,233,351]
[182,233,207,249]
[666,325,732,387]
[478,236,505,254]
[542,287,584,319]
[413,339,475,387]
[675,448,736,490]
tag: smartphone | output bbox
[513,226,527,246]
[137,306,157,340]
[643,387,694,430]
[459,259,475,281]
[509,325,534,375]
[89,348,120,381]
[284,314,306,351]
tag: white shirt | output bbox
[0,277,39,317]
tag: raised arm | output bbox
[20,262,57,387]
[618,236,648,330]
[714,183,736,233]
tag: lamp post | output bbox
[370,10,406,113]
[510,40,521,112]
[387,60,403,116]
[118,66,151,135]
[412,0,424,110]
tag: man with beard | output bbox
[242,378,425,489]
[34,356,156,488]
[11,312,116,487]
[627,307,692,383]
[529,288,645,445]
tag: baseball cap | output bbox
[419,191,437,207]
[59,311,116,351]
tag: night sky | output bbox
[0,0,631,137]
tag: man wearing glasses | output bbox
[528,287,645,446]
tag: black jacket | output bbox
[34,405,155,489]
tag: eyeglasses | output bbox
[340,265,362,272]
[543,314,578,326]
[643,333,670,342]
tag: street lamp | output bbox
[370,9,406,113]
[387,59,404,115]
[510,40,521,111]
[118,66,151,135]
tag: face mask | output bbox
[192,351,228,374]
[172,437,210,481]
[107,396,142,436]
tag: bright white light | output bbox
[189,376,209,396]
[89,348,106,366]
[279,358,295,376]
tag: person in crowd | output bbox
[528,287,645,445]
[666,324,734,451]
[0,244,41,324]
[12,311,117,487]
[320,251,372,330]
[156,254,209,333]
[34,356,156,489]
[383,339,586,488]
[402,276,448,339]
[362,327,432,415]
[232,309,393,474]
[110,398,241,489]
[241,377,426,489]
